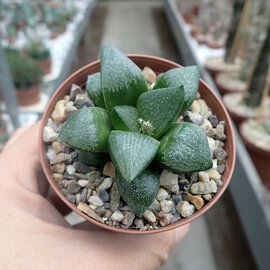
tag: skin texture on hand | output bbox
[0,122,189,270]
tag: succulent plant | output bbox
[59,44,213,216]
[6,48,43,89]
[25,39,51,61]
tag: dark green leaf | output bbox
[108,131,160,182]
[116,169,160,217]
[137,86,185,139]
[59,106,111,152]
[111,105,140,132]
[154,66,200,114]
[101,43,148,113]
[156,123,213,172]
[86,72,106,109]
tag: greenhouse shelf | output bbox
[0,0,97,124]
[164,0,270,269]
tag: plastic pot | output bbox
[240,120,270,187]
[39,55,236,234]
[16,85,41,106]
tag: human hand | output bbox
[0,122,189,270]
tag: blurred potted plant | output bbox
[6,48,43,106]
[216,0,269,96]
[204,0,245,79]
[25,39,51,74]
[240,63,270,186]
[223,23,270,127]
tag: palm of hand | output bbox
[0,123,188,270]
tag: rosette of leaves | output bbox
[59,44,213,217]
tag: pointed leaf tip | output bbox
[108,131,160,182]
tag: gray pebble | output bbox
[157,188,169,201]
[95,206,106,216]
[122,212,135,227]
[216,179,223,189]
[47,118,59,132]
[172,194,182,204]
[61,188,76,203]
[78,179,89,187]
[94,177,104,188]
[98,177,113,191]
[213,148,227,161]
[46,149,56,160]
[43,126,58,143]
[149,199,161,212]
[71,151,78,160]
[143,210,156,223]
[215,124,227,141]
[134,218,144,229]
[160,169,178,186]
[217,163,226,174]
[69,84,82,101]
[80,188,87,202]
[160,200,173,213]
[110,182,120,211]
[66,165,76,175]
[87,171,101,182]
[89,195,104,206]
[50,153,72,165]
[99,190,110,202]
[190,181,217,195]
[63,171,76,180]
[190,172,198,183]
[208,115,219,128]
[184,111,204,125]
[74,162,91,174]
[67,180,81,194]
[171,212,181,223]
[111,210,124,222]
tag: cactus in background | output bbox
[244,24,270,107]
[224,0,245,62]
[239,0,270,82]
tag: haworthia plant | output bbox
[57,43,213,216]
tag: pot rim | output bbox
[39,54,236,234]
[240,120,270,157]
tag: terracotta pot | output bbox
[216,72,246,96]
[16,85,41,106]
[39,55,236,234]
[240,121,270,187]
[38,59,52,74]
[204,57,240,81]
[223,93,256,128]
